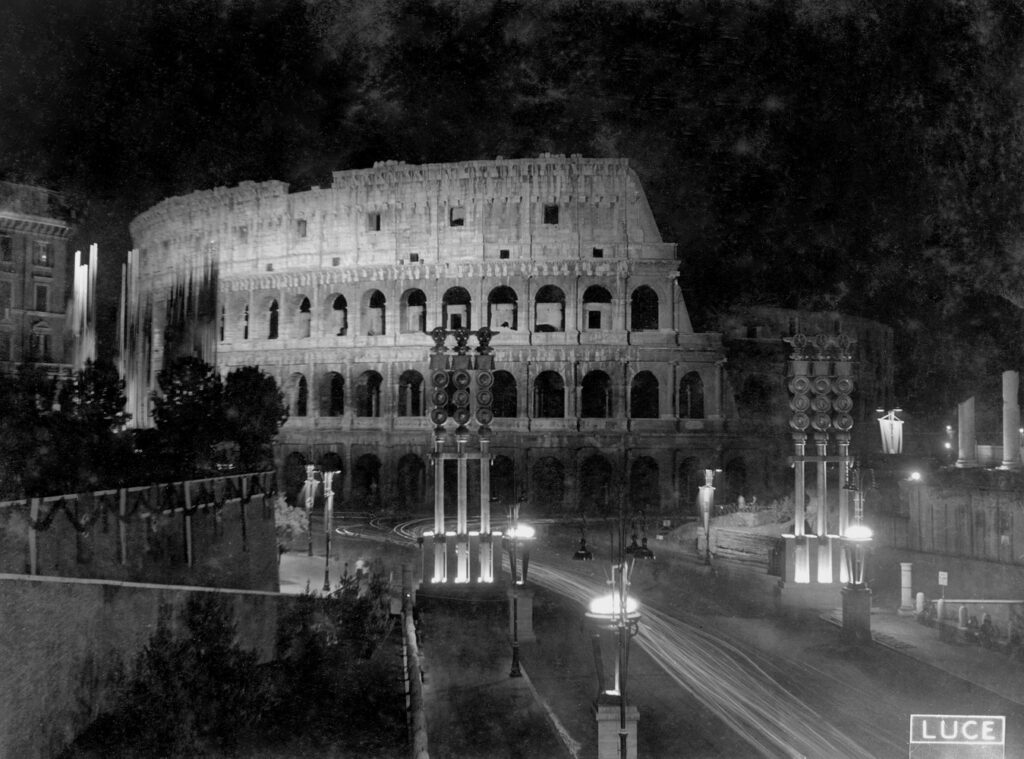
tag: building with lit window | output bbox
[0,182,74,374]
[126,156,766,516]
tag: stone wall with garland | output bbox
[0,578,284,759]
[0,471,279,592]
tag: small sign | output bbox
[910,714,1004,758]
[938,571,948,587]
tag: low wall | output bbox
[0,472,278,591]
[0,574,291,759]
[871,546,1024,606]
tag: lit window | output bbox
[33,240,53,267]
[449,207,466,227]
[543,204,559,224]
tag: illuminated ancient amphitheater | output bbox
[124,155,745,515]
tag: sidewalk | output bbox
[823,604,1024,708]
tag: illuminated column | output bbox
[956,396,978,468]
[1002,371,1021,470]
[479,442,493,582]
[456,431,470,582]
[433,440,447,583]
[836,433,850,537]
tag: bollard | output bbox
[916,591,925,614]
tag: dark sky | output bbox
[3,0,1024,416]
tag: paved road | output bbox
[295,513,1024,757]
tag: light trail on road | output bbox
[527,560,879,759]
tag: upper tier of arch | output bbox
[129,155,676,283]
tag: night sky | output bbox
[3,0,1024,421]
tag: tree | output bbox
[223,366,288,472]
[151,355,225,476]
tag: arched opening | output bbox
[363,290,386,336]
[268,299,279,339]
[533,371,564,418]
[487,286,518,331]
[582,285,612,332]
[630,371,659,418]
[532,457,565,513]
[397,454,427,512]
[629,456,660,511]
[330,294,348,336]
[581,370,613,418]
[320,372,344,416]
[353,454,382,510]
[492,371,517,417]
[398,370,425,416]
[580,455,613,516]
[355,371,382,417]
[442,286,472,331]
[724,457,747,506]
[630,286,658,331]
[679,372,705,419]
[318,452,345,503]
[283,451,307,505]
[296,296,311,338]
[678,457,701,514]
[242,304,249,340]
[288,373,308,417]
[400,289,427,334]
[534,285,565,332]
[490,455,517,507]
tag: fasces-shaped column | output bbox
[1002,371,1022,470]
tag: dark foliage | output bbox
[223,366,288,472]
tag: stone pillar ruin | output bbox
[1002,371,1022,470]
[956,397,978,468]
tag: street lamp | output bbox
[322,470,338,592]
[504,495,533,678]
[698,469,718,566]
[840,466,873,644]
[573,517,594,561]
[587,558,641,759]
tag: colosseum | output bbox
[125,155,760,518]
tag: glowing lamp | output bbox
[586,593,641,622]
[841,524,873,587]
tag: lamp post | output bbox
[304,465,317,557]
[573,516,594,561]
[587,554,641,759]
[504,494,533,678]
[698,469,717,566]
[840,466,873,644]
[322,470,338,593]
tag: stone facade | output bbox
[0,181,74,374]
[128,156,749,516]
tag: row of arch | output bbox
[282,450,749,514]
[283,368,706,420]
[221,283,663,341]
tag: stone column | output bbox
[899,562,915,615]
[1002,371,1022,470]
[956,397,978,468]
